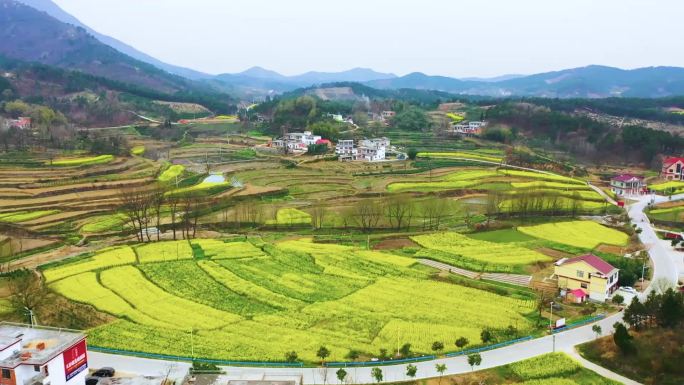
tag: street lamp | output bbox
[549,301,554,330]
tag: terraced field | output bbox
[0,156,161,231]
[44,238,538,362]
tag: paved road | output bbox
[92,313,625,385]
[627,194,684,295]
[88,174,682,385]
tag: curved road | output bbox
[627,194,684,296]
[90,181,680,385]
[92,313,628,384]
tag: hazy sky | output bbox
[52,0,684,78]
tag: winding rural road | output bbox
[628,193,684,295]
[87,175,684,385]
[90,312,628,384]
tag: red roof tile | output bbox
[569,288,587,297]
[663,157,684,167]
[562,254,616,275]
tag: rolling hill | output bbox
[14,0,211,80]
[367,65,684,98]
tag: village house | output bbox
[661,156,684,180]
[0,323,88,385]
[2,117,31,130]
[335,139,357,161]
[335,137,390,162]
[381,111,396,120]
[610,174,646,196]
[554,254,619,302]
[271,131,322,153]
[451,120,486,136]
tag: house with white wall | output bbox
[271,131,322,153]
[0,324,88,385]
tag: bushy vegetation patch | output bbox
[158,164,185,182]
[509,352,582,379]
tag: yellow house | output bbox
[554,254,619,302]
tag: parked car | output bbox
[620,286,637,294]
[92,368,115,378]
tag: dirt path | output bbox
[566,347,643,385]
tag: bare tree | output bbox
[167,195,180,240]
[119,188,152,242]
[384,194,411,230]
[150,185,166,241]
[353,199,382,233]
[570,192,583,217]
[421,198,450,230]
[311,203,327,230]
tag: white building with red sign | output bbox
[0,323,87,385]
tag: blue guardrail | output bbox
[326,355,436,368]
[446,336,533,357]
[552,313,606,334]
[88,346,304,367]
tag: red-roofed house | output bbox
[610,174,645,196]
[315,139,332,148]
[661,157,684,180]
[554,254,619,301]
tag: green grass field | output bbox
[650,181,684,194]
[518,221,629,249]
[418,151,503,163]
[0,210,60,223]
[45,238,538,362]
[80,213,128,233]
[467,228,537,243]
[266,208,312,226]
[412,232,551,269]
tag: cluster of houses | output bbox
[335,137,391,162]
[606,156,684,197]
[268,131,391,162]
[1,117,31,130]
[450,120,486,136]
[270,131,330,153]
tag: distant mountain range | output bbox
[15,0,211,80]
[214,66,684,99]
[365,66,684,98]
[5,0,684,100]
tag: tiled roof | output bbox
[561,254,616,275]
[569,288,588,297]
[611,174,643,182]
[663,157,684,167]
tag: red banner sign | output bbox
[63,340,88,382]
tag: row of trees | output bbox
[283,346,482,384]
[340,196,453,233]
[119,185,208,242]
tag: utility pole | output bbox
[549,301,554,330]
